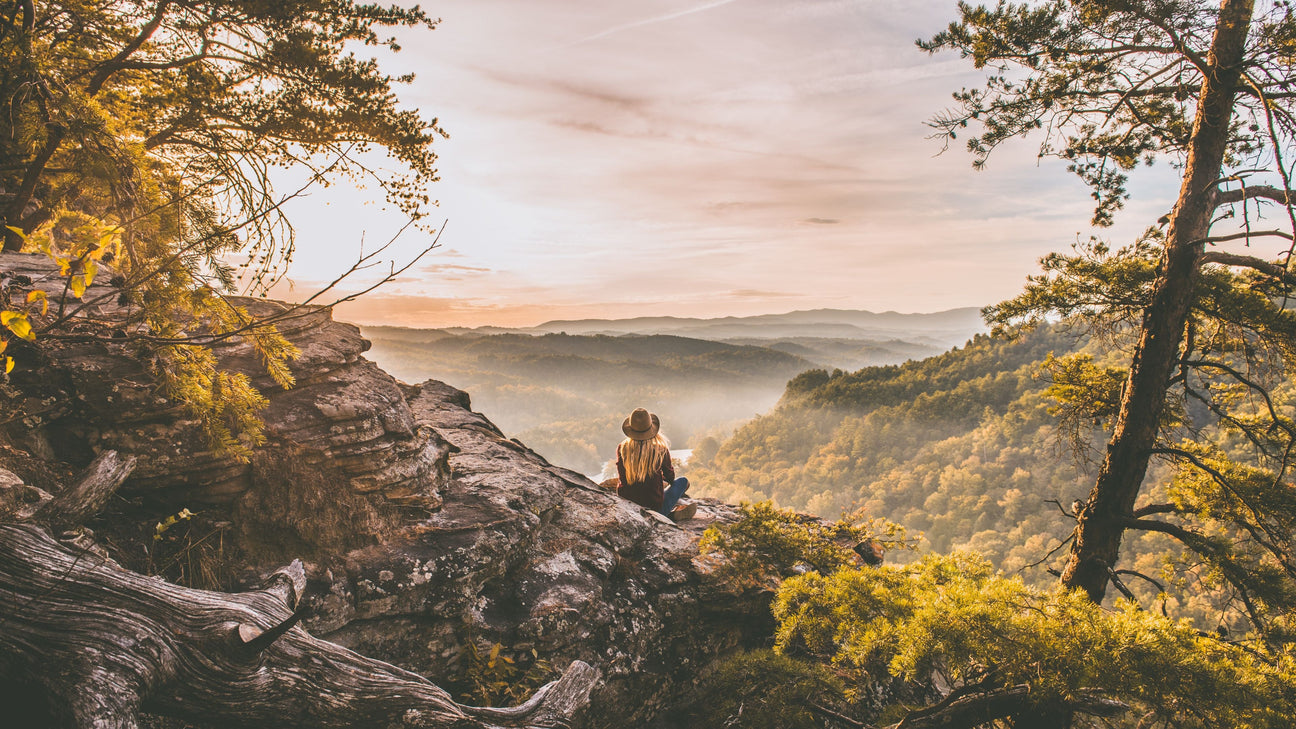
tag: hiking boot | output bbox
[670,502,697,521]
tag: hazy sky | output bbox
[273,0,1182,328]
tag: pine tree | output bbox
[927,0,1296,612]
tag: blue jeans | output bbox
[660,477,689,515]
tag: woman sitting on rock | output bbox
[615,408,695,521]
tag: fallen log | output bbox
[0,523,598,729]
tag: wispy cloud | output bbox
[471,68,652,111]
[417,263,493,276]
[725,289,803,299]
[568,0,744,46]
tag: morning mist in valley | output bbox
[361,307,985,479]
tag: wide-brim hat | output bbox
[622,408,660,441]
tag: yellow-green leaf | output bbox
[3,357,12,374]
[26,290,47,316]
[70,275,87,299]
[93,228,122,260]
[1,312,34,341]
[4,226,24,240]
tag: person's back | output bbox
[616,436,673,511]
[614,408,694,520]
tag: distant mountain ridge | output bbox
[440,307,987,349]
[358,306,989,476]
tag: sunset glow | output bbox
[275,0,1181,327]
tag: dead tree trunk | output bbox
[0,523,598,729]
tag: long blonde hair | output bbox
[619,433,670,484]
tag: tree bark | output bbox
[1059,0,1256,603]
[38,450,137,527]
[0,523,599,729]
[2,124,63,253]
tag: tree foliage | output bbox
[0,0,445,456]
[988,229,1296,639]
[698,501,912,589]
[697,506,1296,728]
[775,552,1296,728]
[926,0,1296,608]
[690,327,1095,566]
[1,0,444,262]
[683,649,852,729]
[921,0,1295,227]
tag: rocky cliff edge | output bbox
[0,252,771,728]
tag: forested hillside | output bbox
[690,326,1118,573]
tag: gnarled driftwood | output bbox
[38,450,137,527]
[0,523,598,729]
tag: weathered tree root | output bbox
[0,523,599,729]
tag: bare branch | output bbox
[1193,229,1294,245]
[803,701,865,728]
[1199,251,1296,283]
[1022,533,1076,573]
[1180,358,1289,432]
[886,684,1128,729]
[147,217,443,348]
[36,146,360,333]
[1215,184,1296,206]
[893,682,1026,729]
[1145,447,1296,583]
[85,1,174,96]
[1118,514,1213,548]
[1132,503,1178,518]
[38,219,445,353]
[1107,567,1138,602]
[1113,568,1168,597]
